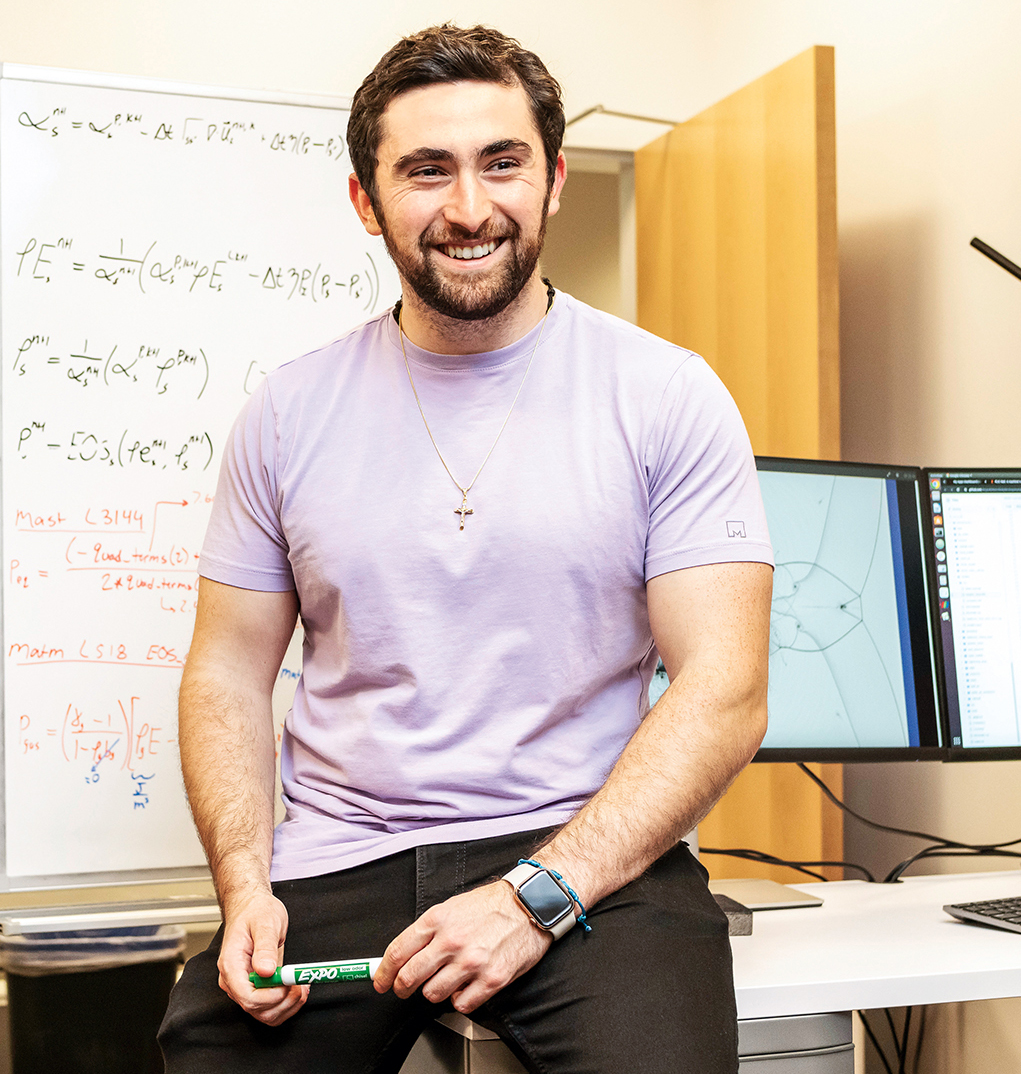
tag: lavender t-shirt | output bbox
[200,293,773,881]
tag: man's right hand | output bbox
[216,890,310,1026]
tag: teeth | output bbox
[444,241,499,260]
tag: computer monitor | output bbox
[754,457,944,761]
[924,469,1021,760]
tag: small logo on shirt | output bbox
[726,521,747,538]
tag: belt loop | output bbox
[456,841,467,894]
[415,845,428,919]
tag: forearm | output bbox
[177,581,306,1023]
[535,668,766,909]
[178,579,298,913]
[179,664,278,911]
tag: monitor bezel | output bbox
[753,455,947,763]
[923,467,1021,762]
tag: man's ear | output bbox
[546,152,568,219]
[349,173,383,236]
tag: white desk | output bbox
[732,869,1021,1019]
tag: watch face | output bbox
[518,871,573,928]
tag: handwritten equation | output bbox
[13,235,385,313]
[14,694,167,809]
[9,495,210,613]
[17,103,347,163]
[14,422,214,472]
[11,332,210,400]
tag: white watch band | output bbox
[502,863,577,940]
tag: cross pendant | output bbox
[454,494,474,531]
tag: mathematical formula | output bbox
[15,695,167,809]
[11,332,210,399]
[13,235,384,313]
[14,422,214,471]
[9,495,209,614]
[17,103,347,164]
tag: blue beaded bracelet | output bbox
[518,858,592,933]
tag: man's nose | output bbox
[442,173,493,235]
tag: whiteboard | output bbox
[0,65,400,889]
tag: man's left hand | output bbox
[373,880,553,1013]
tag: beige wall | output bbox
[5,1,1021,1070]
[542,167,622,319]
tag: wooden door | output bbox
[635,46,842,881]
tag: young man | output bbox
[160,24,774,1074]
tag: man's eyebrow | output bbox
[392,147,456,172]
[480,138,533,158]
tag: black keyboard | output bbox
[944,896,1021,934]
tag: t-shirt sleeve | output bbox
[199,379,296,591]
[644,354,774,580]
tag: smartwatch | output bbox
[502,862,577,940]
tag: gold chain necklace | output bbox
[398,300,552,531]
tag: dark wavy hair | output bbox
[347,24,565,213]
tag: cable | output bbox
[707,763,1021,889]
[699,847,825,882]
[885,846,1021,884]
[912,1005,928,1074]
[698,846,876,883]
[861,1006,921,1074]
[900,1006,913,1074]
[797,763,1021,855]
[859,1010,895,1074]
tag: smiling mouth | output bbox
[439,239,504,261]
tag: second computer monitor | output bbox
[925,469,1021,760]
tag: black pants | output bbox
[159,829,738,1074]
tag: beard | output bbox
[376,199,550,322]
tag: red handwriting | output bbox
[78,641,128,662]
[18,714,40,755]
[9,639,183,667]
[15,509,67,529]
[160,596,199,614]
[13,497,216,533]
[101,573,195,593]
[84,507,144,529]
[9,642,64,661]
[64,534,196,569]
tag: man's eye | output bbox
[412,166,445,178]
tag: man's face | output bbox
[350,80,565,322]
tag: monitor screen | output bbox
[754,457,944,761]
[925,469,1021,760]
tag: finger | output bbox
[253,984,309,1027]
[419,964,472,1005]
[218,943,264,1001]
[374,922,433,993]
[246,988,307,1027]
[450,978,500,1016]
[249,919,286,978]
[218,969,308,1025]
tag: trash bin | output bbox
[0,925,186,1074]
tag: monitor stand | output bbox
[709,877,824,910]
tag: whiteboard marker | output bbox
[249,956,383,988]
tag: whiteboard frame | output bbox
[0,63,360,892]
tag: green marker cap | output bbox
[249,968,284,988]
